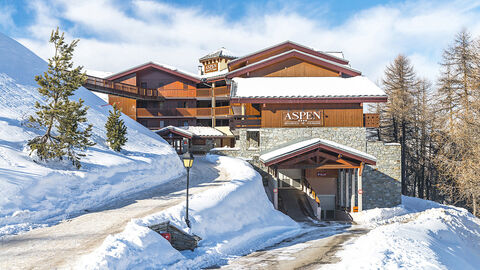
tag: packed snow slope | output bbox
[325,196,480,270]
[0,33,183,236]
[77,155,300,270]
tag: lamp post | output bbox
[181,152,194,228]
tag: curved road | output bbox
[0,157,229,270]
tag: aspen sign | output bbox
[283,110,324,126]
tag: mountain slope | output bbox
[0,33,183,236]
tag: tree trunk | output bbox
[401,122,407,195]
[473,194,477,217]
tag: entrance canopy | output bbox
[259,138,376,169]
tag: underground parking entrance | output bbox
[259,138,377,222]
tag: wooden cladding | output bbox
[136,106,232,118]
[84,76,229,100]
[261,103,363,128]
[248,58,340,78]
[363,113,380,128]
[109,95,137,120]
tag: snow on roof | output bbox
[323,51,345,60]
[199,47,237,61]
[106,61,200,81]
[231,76,386,99]
[180,126,226,137]
[229,49,360,77]
[156,126,194,138]
[200,68,230,79]
[229,40,349,65]
[85,69,113,79]
[259,138,377,164]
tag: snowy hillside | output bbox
[325,196,480,270]
[0,33,183,236]
[77,155,300,269]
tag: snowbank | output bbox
[324,196,480,270]
[78,155,300,269]
[0,33,183,236]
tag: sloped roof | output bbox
[231,76,386,99]
[199,47,237,61]
[226,49,361,78]
[155,125,230,138]
[229,41,349,67]
[259,138,377,166]
[106,61,201,83]
[180,126,226,137]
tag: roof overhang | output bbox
[228,41,349,69]
[226,50,361,79]
[260,138,376,168]
[155,126,194,139]
[231,97,388,104]
[106,62,201,83]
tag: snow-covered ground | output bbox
[0,33,183,236]
[324,196,480,270]
[77,155,300,269]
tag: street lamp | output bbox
[181,152,195,228]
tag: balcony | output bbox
[84,76,161,100]
[136,106,232,118]
[230,116,262,129]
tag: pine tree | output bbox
[435,30,480,216]
[380,54,417,195]
[27,27,94,169]
[105,104,128,152]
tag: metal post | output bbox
[185,167,191,228]
[351,169,356,212]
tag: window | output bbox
[160,121,165,128]
[140,82,147,88]
[183,121,189,127]
[246,131,260,149]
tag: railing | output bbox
[84,76,160,100]
[230,116,262,129]
[364,113,380,128]
[136,106,232,118]
[84,75,230,100]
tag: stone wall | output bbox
[211,127,402,210]
[362,142,402,209]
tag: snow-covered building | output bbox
[83,41,401,217]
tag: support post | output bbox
[273,167,279,210]
[185,167,191,228]
[211,82,216,128]
[351,169,356,212]
[345,169,350,209]
[340,169,344,208]
[358,164,364,212]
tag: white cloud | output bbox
[12,0,480,84]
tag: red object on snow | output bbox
[160,232,171,242]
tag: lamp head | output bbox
[182,151,194,168]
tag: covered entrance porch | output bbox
[259,138,376,220]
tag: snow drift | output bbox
[77,155,300,269]
[325,196,480,270]
[0,32,183,236]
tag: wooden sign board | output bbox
[282,110,324,127]
[205,62,218,73]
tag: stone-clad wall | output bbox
[363,142,402,209]
[211,127,402,210]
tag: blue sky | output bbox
[1,0,480,82]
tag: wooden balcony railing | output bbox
[364,113,380,128]
[230,116,262,129]
[84,76,161,100]
[136,106,232,118]
[84,75,230,100]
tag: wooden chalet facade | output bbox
[83,41,401,216]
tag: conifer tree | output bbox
[27,27,94,169]
[105,104,128,152]
[380,54,417,194]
